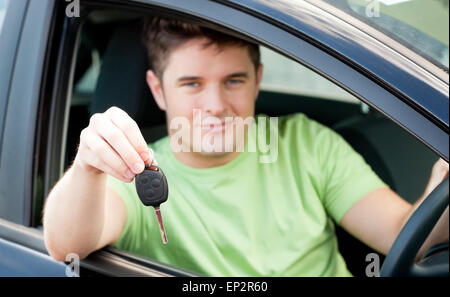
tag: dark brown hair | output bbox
[142,16,260,80]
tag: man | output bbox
[43,17,449,276]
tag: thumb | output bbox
[146,148,158,166]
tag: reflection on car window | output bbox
[260,47,359,103]
[324,0,449,69]
[0,0,9,34]
[73,49,101,106]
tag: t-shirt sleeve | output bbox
[313,121,389,225]
[106,174,148,251]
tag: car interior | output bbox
[63,9,441,276]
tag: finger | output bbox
[86,150,134,183]
[83,127,135,180]
[439,158,449,168]
[434,158,449,177]
[440,158,449,179]
[142,148,158,166]
[101,161,135,183]
[90,113,144,174]
[105,107,150,162]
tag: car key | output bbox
[135,163,169,244]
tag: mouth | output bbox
[200,120,232,133]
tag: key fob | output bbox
[135,164,169,207]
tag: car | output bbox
[0,0,448,277]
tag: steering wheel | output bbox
[380,177,449,277]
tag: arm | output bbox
[340,158,449,261]
[43,161,127,261]
[43,107,153,261]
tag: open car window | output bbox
[58,8,442,277]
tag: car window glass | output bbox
[324,0,449,69]
[260,47,360,104]
[64,30,103,171]
[0,0,9,34]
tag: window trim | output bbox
[308,0,449,84]
[0,0,28,167]
[0,218,193,277]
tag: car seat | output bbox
[331,111,439,276]
[333,112,438,203]
[90,20,167,143]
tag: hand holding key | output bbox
[74,106,153,183]
[74,106,168,244]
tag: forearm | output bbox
[43,160,107,261]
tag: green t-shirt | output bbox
[106,113,387,276]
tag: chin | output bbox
[197,149,231,158]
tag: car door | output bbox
[0,0,447,277]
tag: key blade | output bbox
[154,206,168,244]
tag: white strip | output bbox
[0,11,5,32]
[260,84,360,104]
[377,0,411,6]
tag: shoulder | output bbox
[256,112,335,145]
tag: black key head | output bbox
[135,164,169,207]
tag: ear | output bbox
[254,63,263,102]
[146,70,167,111]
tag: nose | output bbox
[202,85,227,116]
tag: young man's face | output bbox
[146,37,263,163]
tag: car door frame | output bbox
[0,0,69,276]
[0,0,28,154]
[0,0,447,277]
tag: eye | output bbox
[182,81,200,88]
[226,79,244,86]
